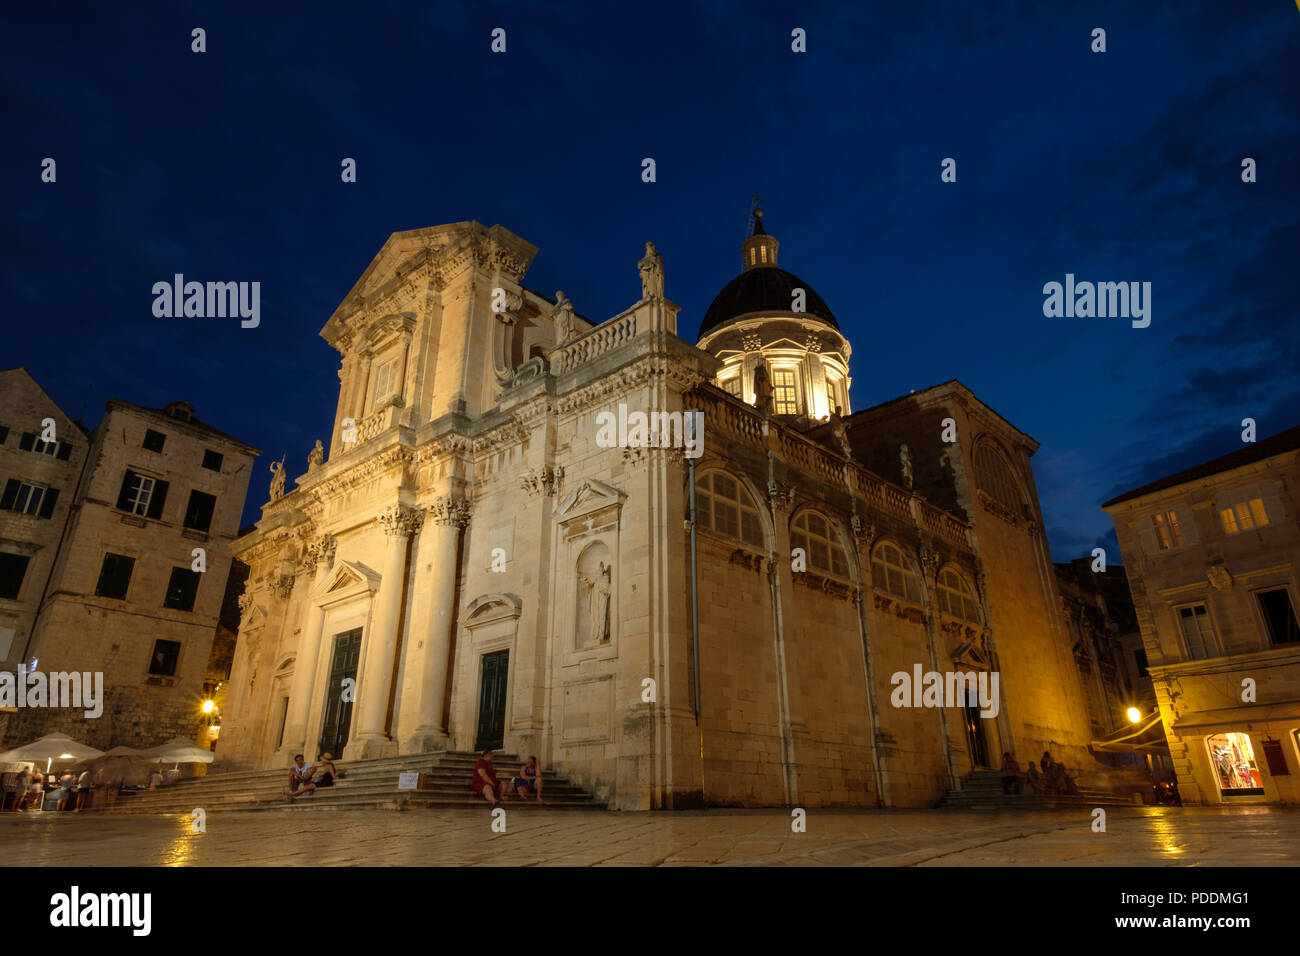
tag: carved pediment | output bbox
[554,478,626,525]
[464,593,522,627]
[313,559,382,603]
[239,604,269,633]
[950,640,990,670]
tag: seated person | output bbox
[287,753,316,801]
[149,770,164,791]
[303,753,337,795]
[515,755,543,803]
[471,750,506,805]
[1024,760,1042,794]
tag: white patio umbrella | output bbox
[0,733,104,812]
[141,736,215,768]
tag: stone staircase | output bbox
[940,769,1143,810]
[101,751,604,814]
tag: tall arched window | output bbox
[975,444,1026,514]
[936,567,983,624]
[696,471,764,548]
[871,540,922,603]
[791,510,848,578]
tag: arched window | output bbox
[791,510,848,578]
[696,472,764,548]
[936,568,983,624]
[871,540,921,603]
[975,444,1025,514]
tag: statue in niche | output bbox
[638,242,664,300]
[307,440,325,470]
[578,561,613,644]
[553,290,577,343]
[269,456,286,500]
[752,360,773,414]
[900,444,914,489]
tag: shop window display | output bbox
[1207,732,1264,795]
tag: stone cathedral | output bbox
[220,211,1105,809]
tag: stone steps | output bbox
[941,770,1141,809]
[97,751,603,814]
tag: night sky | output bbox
[4,1,1297,563]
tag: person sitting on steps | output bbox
[286,754,315,802]
[472,750,507,805]
[515,755,543,803]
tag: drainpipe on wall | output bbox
[854,585,890,808]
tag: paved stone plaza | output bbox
[2,806,1296,866]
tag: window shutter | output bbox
[116,471,136,511]
[147,479,169,519]
[38,487,59,519]
[19,432,35,451]
[0,479,18,511]
[56,442,72,461]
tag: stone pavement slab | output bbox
[1,806,1296,866]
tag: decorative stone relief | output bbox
[1206,564,1234,591]
[742,333,763,352]
[520,465,565,498]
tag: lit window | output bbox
[760,245,767,264]
[1220,498,1269,533]
[792,511,848,578]
[1152,510,1183,550]
[871,541,921,603]
[721,375,741,397]
[696,472,763,548]
[771,369,798,415]
[825,380,837,413]
[1176,604,1216,659]
[937,568,982,624]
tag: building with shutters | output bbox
[217,212,1129,810]
[0,371,260,751]
[1103,425,1300,805]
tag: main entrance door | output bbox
[318,628,361,758]
[474,650,509,752]
[961,686,992,769]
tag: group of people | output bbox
[286,753,338,801]
[472,751,543,805]
[6,768,96,811]
[1000,751,1078,796]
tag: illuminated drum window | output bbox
[696,472,763,548]
[771,369,798,415]
[871,541,921,603]
[1207,732,1263,795]
[721,374,741,397]
[791,511,848,578]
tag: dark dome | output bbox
[697,266,838,339]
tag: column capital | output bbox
[377,504,425,537]
[302,533,337,572]
[427,493,472,527]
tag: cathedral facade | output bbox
[219,215,1101,809]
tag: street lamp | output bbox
[1127,706,1142,724]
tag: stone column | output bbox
[276,533,335,761]
[346,505,421,760]
[397,494,470,754]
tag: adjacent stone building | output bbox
[1103,425,1300,805]
[0,377,261,752]
[220,213,1114,809]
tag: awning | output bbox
[1090,711,1170,753]
[0,732,104,764]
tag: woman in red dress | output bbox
[471,750,506,805]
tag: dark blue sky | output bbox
[4,1,1297,562]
